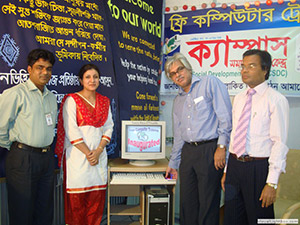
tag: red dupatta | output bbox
[54,93,110,167]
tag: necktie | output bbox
[233,89,256,157]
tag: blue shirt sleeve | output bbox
[169,105,185,169]
[209,76,232,146]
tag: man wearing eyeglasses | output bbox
[221,49,289,225]
[164,52,232,225]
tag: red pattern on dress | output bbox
[63,158,106,225]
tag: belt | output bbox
[12,141,51,153]
[230,153,268,162]
[186,138,217,146]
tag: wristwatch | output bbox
[267,183,278,190]
[218,144,226,149]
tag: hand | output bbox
[221,173,226,192]
[85,152,97,166]
[214,146,226,170]
[259,184,277,208]
[165,166,178,180]
[86,149,102,166]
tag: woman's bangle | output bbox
[101,135,111,144]
[98,146,104,151]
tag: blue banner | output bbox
[104,0,162,121]
[165,2,300,35]
[0,0,163,177]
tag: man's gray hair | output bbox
[164,53,192,79]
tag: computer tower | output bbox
[145,187,170,225]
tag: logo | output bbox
[163,34,180,54]
[0,34,20,67]
[137,131,148,141]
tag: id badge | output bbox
[194,96,204,104]
[45,113,53,126]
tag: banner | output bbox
[0,0,163,177]
[104,0,162,121]
[0,1,120,176]
[162,2,300,97]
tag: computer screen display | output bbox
[121,120,166,166]
[126,125,161,153]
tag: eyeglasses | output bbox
[239,64,257,72]
[168,66,185,78]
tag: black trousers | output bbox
[5,144,55,225]
[179,140,222,225]
[224,154,274,225]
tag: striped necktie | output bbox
[233,88,256,157]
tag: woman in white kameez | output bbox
[55,64,114,225]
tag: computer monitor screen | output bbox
[121,120,166,166]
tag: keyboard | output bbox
[110,172,177,185]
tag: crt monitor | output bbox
[121,120,166,166]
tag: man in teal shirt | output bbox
[0,49,57,225]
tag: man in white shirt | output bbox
[221,49,289,225]
[0,49,57,225]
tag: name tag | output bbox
[194,96,204,104]
[45,113,53,126]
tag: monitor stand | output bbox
[129,160,156,167]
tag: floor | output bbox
[100,214,180,225]
[100,207,223,225]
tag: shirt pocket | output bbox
[250,110,270,135]
[194,96,210,111]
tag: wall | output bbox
[286,97,300,149]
